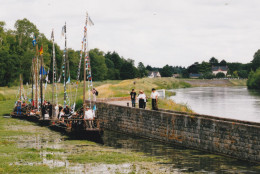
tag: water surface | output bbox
[170,87,260,122]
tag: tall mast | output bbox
[83,13,88,116]
[63,22,67,108]
[19,74,22,100]
[35,44,39,109]
[51,29,55,116]
[40,45,44,119]
[83,12,94,114]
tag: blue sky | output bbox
[1,0,260,67]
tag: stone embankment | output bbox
[88,98,260,163]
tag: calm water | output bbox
[169,87,260,122]
[102,130,260,173]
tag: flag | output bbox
[39,46,43,55]
[61,24,66,36]
[51,29,54,40]
[32,36,37,46]
[39,66,47,75]
[88,17,94,26]
[66,76,70,84]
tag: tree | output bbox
[216,72,225,78]
[137,62,147,78]
[120,61,136,79]
[160,64,172,77]
[198,61,211,74]
[219,59,227,66]
[247,68,260,89]
[146,65,152,71]
[89,48,107,81]
[209,57,218,65]
[252,50,260,70]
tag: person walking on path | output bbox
[137,90,146,109]
[130,89,136,107]
[151,88,159,110]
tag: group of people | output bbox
[130,88,160,110]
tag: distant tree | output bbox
[252,50,260,70]
[232,71,239,78]
[120,61,136,79]
[247,68,260,89]
[216,72,225,78]
[187,63,199,74]
[202,72,215,79]
[238,70,248,78]
[137,62,147,78]
[209,57,219,66]
[146,65,152,71]
[198,61,211,74]
[219,59,227,66]
[160,64,172,77]
[89,48,108,81]
[105,58,116,80]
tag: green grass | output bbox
[67,150,163,164]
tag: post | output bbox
[63,23,67,108]
[40,49,44,120]
[35,44,39,109]
[31,58,34,104]
[19,74,22,100]
[52,29,55,118]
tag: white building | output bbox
[148,71,161,78]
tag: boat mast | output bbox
[83,13,88,116]
[51,29,55,117]
[35,44,39,109]
[19,74,22,101]
[40,45,44,119]
[63,22,67,108]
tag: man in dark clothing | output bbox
[64,105,70,115]
[130,89,136,107]
[48,102,53,118]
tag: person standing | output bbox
[92,88,98,101]
[150,88,159,110]
[130,89,136,107]
[137,90,146,109]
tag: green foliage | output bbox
[0,93,6,101]
[247,68,260,89]
[252,49,260,70]
[75,99,83,111]
[160,64,173,77]
[216,72,225,78]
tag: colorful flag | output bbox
[39,46,43,55]
[39,66,47,75]
[32,36,37,46]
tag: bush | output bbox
[247,68,260,89]
[216,72,225,78]
[0,94,6,101]
[75,99,83,111]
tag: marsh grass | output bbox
[67,150,164,164]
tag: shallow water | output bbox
[101,130,260,173]
[5,117,260,173]
[170,87,260,122]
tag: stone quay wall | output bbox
[91,100,260,162]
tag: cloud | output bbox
[1,0,260,67]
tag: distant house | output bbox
[189,73,202,79]
[148,71,161,78]
[212,66,228,76]
[172,74,180,78]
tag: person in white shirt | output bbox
[150,88,159,110]
[84,107,94,128]
[137,90,146,109]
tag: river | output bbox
[169,86,260,122]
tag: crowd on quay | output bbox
[130,88,160,110]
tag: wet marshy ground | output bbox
[1,116,260,173]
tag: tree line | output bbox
[0,18,260,89]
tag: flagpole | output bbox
[31,58,34,105]
[52,29,55,118]
[63,22,67,108]
[40,45,44,120]
[83,14,88,117]
[35,44,39,109]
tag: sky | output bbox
[1,0,260,67]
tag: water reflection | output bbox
[170,87,260,122]
[101,130,260,173]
